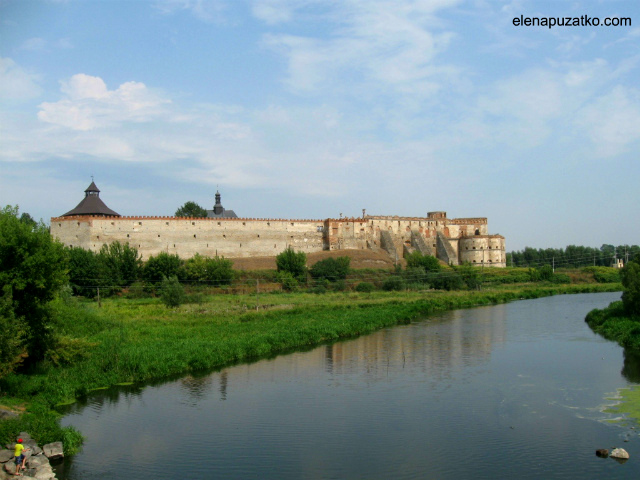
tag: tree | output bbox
[99,241,142,288]
[0,206,68,364]
[175,201,208,218]
[276,247,307,280]
[621,257,640,316]
[67,246,105,297]
[143,252,184,286]
[0,286,27,379]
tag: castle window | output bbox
[475,229,480,235]
[139,222,142,225]
[257,234,260,238]
[223,235,226,238]
[193,234,196,238]
[127,234,130,238]
[267,222,270,226]
[243,222,246,226]
[173,244,176,247]
[473,246,476,249]
[473,260,476,263]
[218,222,221,226]
[192,222,195,225]
[111,222,114,225]
[77,222,80,226]
[166,222,169,225]
[158,235,160,237]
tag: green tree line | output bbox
[509,244,639,268]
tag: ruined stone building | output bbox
[51,182,506,267]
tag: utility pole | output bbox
[256,279,260,311]
[552,256,555,273]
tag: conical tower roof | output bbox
[62,181,121,217]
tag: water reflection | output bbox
[622,349,640,383]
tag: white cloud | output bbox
[575,86,640,157]
[38,74,171,130]
[19,37,47,51]
[153,0,228,22]
[0,57,42,101]
[261,0,461,98]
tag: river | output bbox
[57,292,639,479]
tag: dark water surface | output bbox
[58,292,640,479]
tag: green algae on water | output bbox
[605,385,640,426]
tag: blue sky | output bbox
[1,0,639,251]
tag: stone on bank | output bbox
[0,432,63,480]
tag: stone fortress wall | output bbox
[51,211,506,267]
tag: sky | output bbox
[1,0,639,251]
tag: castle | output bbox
[51,182,506,267]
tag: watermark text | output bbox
[513,15,631,29]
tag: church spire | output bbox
[213,190,223,215]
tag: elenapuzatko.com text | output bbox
[513,15,631,28]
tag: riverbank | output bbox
[0,282,621,454]
[585,300,640,351]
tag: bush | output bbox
[382,276,405,291]
[539,265,554,281]
[309,257,350,282]
[403,267,429,284]
[355,282,375,293]
[184,254,234,286]
[457,262,481,289]
[405,252,441,272]
[276,247,307,279]
[123,281,152,299]
[331,279,347,291]
[428,271,464,291]
[276,271,299,291]
[160,275,185,308]
[552,273,572,284]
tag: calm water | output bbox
[58,292,640,479]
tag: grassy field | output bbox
[0,280,623,453]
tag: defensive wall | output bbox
[51,211,506,267]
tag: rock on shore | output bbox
[0,432,62,480]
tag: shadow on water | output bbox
[621,349,640,383]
